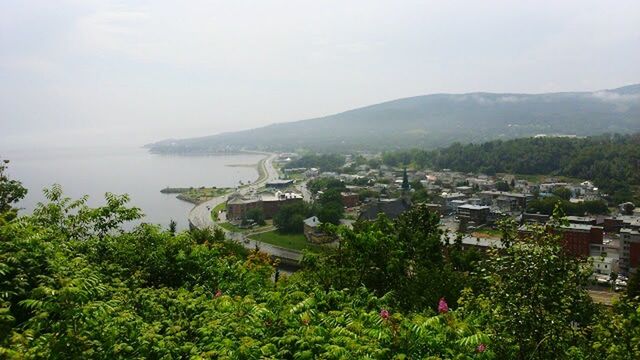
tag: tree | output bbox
[307,177,345,194]
[302,204,470,311]
[285,153,345,172]
[244,207,265,226]
[273,202,309,233]
[620,202,636,215]
[317,202,342,225]
[464,212,597,359]
[628,271,640,299]
[168,219,177,235]
[317,189,344,225]
[552,187,573,201]
[0,159,27,222]
[495,180,510,192]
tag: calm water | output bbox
[1,147,264,230]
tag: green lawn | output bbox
[211,202,226,221]
[219,222,243,232]
[471,227,503,238]
[218,221,274,234]
[250,231,325,252]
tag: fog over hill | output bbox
[148,84,640,153]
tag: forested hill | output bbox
[148,84,640,153]
[382,133,640,203]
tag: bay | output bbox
[1,146,264,230]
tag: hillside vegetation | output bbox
[1,160,640,359]
[147,84,640,153]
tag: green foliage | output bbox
[316,189,344,225]
[285,154,345,173]
[552,186,573,200]
[1,181,639,359]
[244,207,266,226]
[495,180,510,192]
[527,196,610,215]
[0,159,27,223]
[307,177,345,194]
[302,204,472,312]
[463,216,597,359]
[273,202,312,234]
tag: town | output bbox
[211,152,639,297]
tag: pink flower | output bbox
[476,343,486,353]
[379,309,390,320]
[215,289,222,298]
[438,297,449,314]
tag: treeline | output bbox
[382,133,640,203]
[527,196,610,216]
[284,153,345,172]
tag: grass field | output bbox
[250,230,325,252]
[211,202,226,221]
[471,228,503,238]
[219,222,243,232]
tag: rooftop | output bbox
[266,179,294,185]
[561,223,602,232]
[480,190,531,198]
[304,216,321,227]
[458,204,490,211]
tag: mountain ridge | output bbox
[147,83,640,153]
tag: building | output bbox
[226,196,261,221]
[518,223,603,258]
[602,217,625,233]
[479,191,533,212]
[226,191,303,221]
[455,186,474,195]
[341,192,359,208]
[261,191,303,218]
[359,198,411,221]
[620,228,640,274]
[450,199,468,212]
[425,203,444,215]
[457,205,491,225]
[305,168,319,178]
[520,212,550,224]
[590,239,620,276]
[265,179,294,188]
[566,216,597,226]
[437,192,467,212]
[559,224,603,258]
[303,216,333,244]
[443,232,504,252]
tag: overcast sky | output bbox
[1,0,639,149]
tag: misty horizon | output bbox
[2,0,640,149]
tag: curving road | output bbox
[187,152,302,262]
[188,152,278,229]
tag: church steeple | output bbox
[401,167,410,191]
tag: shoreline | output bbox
[162,151,270,205]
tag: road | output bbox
[188,152,278,229]
[187,152,303,263]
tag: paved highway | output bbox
[188,152,278,229]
